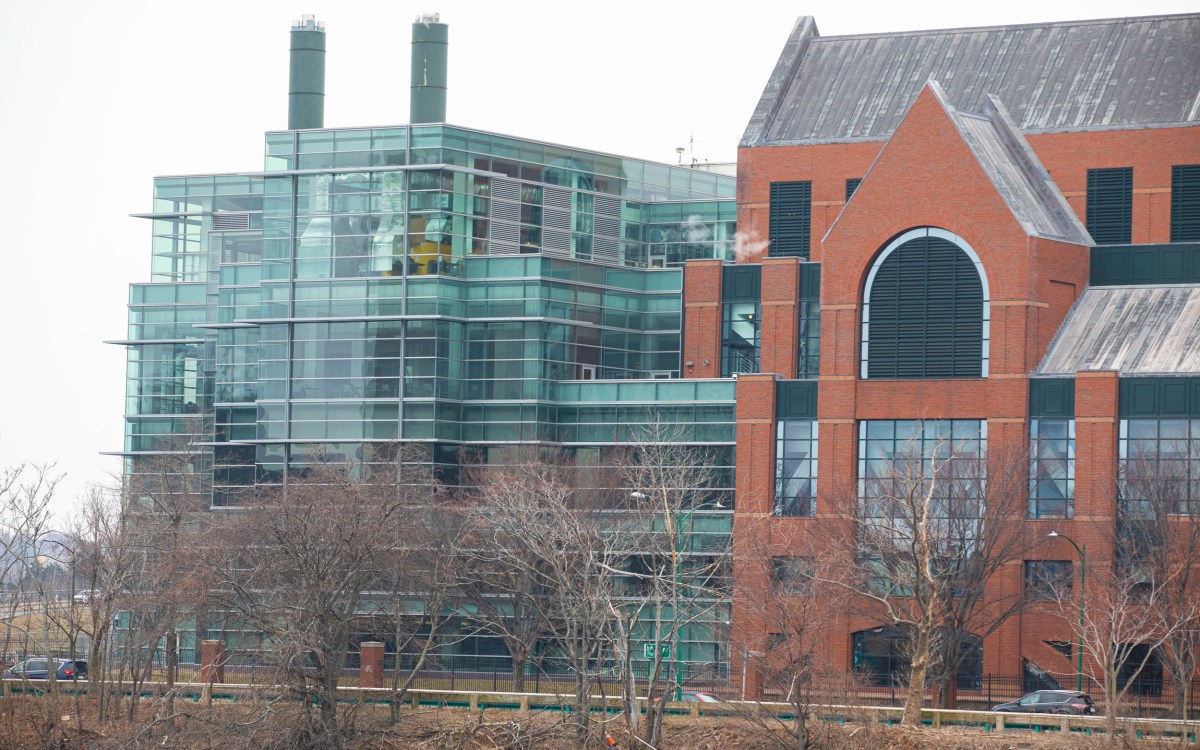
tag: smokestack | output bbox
[410,13,448,124]
[288,15,326,130]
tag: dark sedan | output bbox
[2,658,88,681]
[994,690,1095,714]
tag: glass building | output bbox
[118,122,737,668]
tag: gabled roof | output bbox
[938,86,1093,245]
[1038,286,1200,375]
[825,82,1092,245]
[743,13,1200,147]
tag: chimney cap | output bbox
[291,14,325,32]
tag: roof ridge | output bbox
[809,12,1199,42]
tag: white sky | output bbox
[0,0,1193,516]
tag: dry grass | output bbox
[0,695,1187,750]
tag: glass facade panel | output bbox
[1119,418,1200,515]
[1030,418,1075,519]
[721,302,760,376]
[857,419,987,532]
[775,420,817,517]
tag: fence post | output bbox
[986,674,991,705]
[199,640,226,685]
[450,659,455,691]
[359,642,384,689]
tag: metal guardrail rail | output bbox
[2,680,1197,743]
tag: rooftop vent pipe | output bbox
[288,15,326,130]
[410,13,448,124]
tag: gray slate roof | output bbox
[925,83,1092,245]
[1038,286,1200,375]
[743,14,1200,147]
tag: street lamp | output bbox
[1047,531,1086,691]
[631,490,725,701]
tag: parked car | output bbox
[2,658,89,681]
[72,590,98,605]
[993,690,1096,714]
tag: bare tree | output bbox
[117,424,212,730]
[455,450,556,692]
[1056,559,1199,732]
[377,454,462,723]
[206,446,438,750]
[734,530,849,750]
[822,422,1029,724]
[0,462,68,747]
[610,433,731,750]
[925,444,1032,708]
[65,481,141,724]
[1117,453,1200,720]
[458,453,618,746]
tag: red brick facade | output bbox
[703,78,1200,698]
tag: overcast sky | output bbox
[0,0,1193,516]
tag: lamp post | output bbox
[631,490,724,701]
[1047,531,1086,691]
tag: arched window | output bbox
[862,228,989,379]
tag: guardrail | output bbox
[3,679,1197,743]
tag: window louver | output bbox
[1171,165,1200,242]
[845,178,861,201]
[865,235,984,379]
[1087,168,1133,245]
[211,213,251,232]
[769,181,811,259]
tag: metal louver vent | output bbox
[488,177,521,254]
[543,186,572,210]
[594,215,621,237]
[594,194,620,217]
[769,181,811,258]
[593,236,619,262]
[211,213,251,232]
[544,208,571,230]
[542,228,571,254]
[491,177,521,202]
[1086,168,1133,245]
[1171,165,1200,242]
[865,234,984,379]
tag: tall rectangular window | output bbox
[1086,167,1133,244]
[775,420,817,517]
[721,302,760,376]
[1030,418,1075,519]
[797,263,821,379]
[1171,165,1200,241]
[769,181,811,259]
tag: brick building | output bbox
[686,14,1200,698]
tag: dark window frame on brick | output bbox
[1087,167,1133,245]
[775,418,817,517]
[1030,418,1075,519]
[770,555,813,595]
[845,178,862,201]
[769,181,811,259]
[1025,560,1073,601]
[1171,164,1200,242]
[861,227,989,379]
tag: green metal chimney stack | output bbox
[288,15,326,130]
[410,13,448,124]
